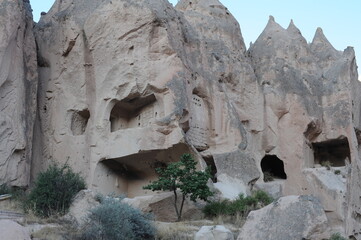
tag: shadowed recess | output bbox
[312,137,350,167]
[261,155,287,180]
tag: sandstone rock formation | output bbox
[237,196,330,240]
[0,0,37,187]
[0,0,360,238]
[248,17,361,237]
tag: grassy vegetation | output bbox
[329,233,347,240]
[203,190,273,221]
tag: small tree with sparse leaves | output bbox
[143,153,213,221]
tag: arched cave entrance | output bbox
[261,155,287,182]
[312,137,350,167]
[109,94,157,132]
[92,144,190,197]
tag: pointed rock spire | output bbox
[343,46,355,59]
[286,19,308,46]
[311,28,334,49]
[287,19,302,36]
[288,19,295,28]
[310,27,341,60]
[262,15,285,34]
[269,15,275,22]
[249,16,288,53]
[312,28,328,44]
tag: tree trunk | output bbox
[179,194,186,221]
[173,189,181,221]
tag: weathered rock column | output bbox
[0,0,38,187]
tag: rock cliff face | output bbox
[0,0,37,187]
[33,0,261,199]
[1,0,361,238]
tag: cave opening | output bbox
[71,109,90,136]
[92,144,190,197]
[110,94,156,132]
[312,137,350,167]
[261,155,287,181]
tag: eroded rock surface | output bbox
[0,0,38,187]
[32,0,361,237]
[32,0,259,199]
[0,0,360,237]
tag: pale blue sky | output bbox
[30,0,360,78]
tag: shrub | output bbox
[203,190,273,219]
[202,200,232,217]
[321,161,332,170]
[253,190,273,206]
[28,163,86,217]
[81,196,155,240]
[334,170,341,175]
[143,153,213,221]
[329,233,347,240]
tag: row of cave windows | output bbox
[70,94,204,135]
[204,155,287,183]
[70,107,158,136]
[103,144,348,187]
[71,95,161,135]
[72,113,349,182]
[208,138,350,182]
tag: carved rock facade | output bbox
[0,0,360,238]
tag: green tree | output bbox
[143,153,213,221]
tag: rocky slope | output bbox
[0,0,360,238]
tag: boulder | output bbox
[303,167,347,231]
[195,225,234,240]
[64,190,99,226]
[237,195,330,240]
[122,192,174,213]
[123,192,203,222]
[0,220,31,240]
